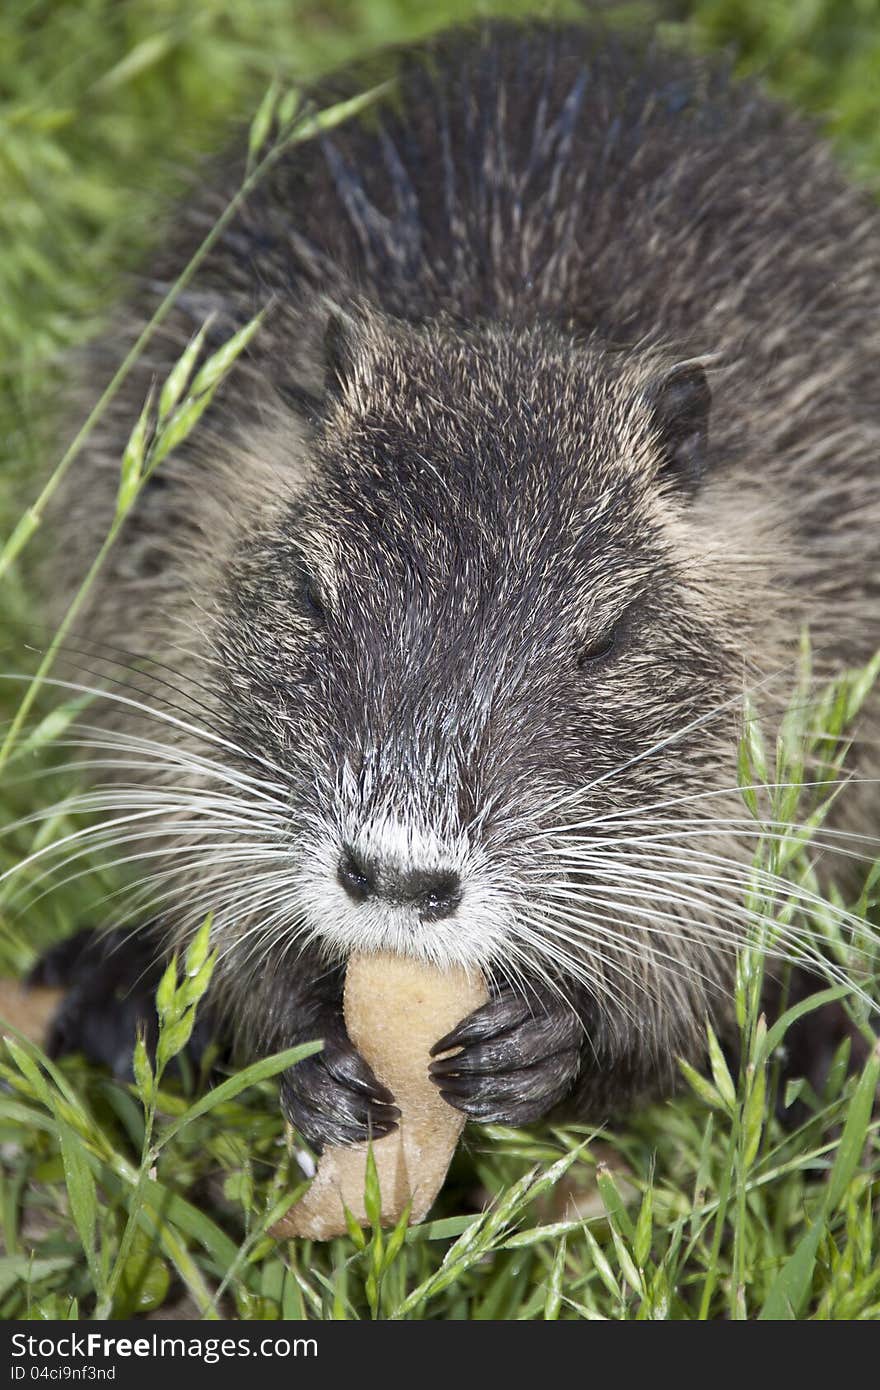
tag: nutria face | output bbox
[215,314,744,1040]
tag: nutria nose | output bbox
[337,848,462,919]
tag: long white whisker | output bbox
[0,672,291,782]
[10,836,292,918]
[540,844,877,943]
[534,788,880,843]
[539,877,871,979]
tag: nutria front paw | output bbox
[428,986,581,1124]
[280,1012,401,1153]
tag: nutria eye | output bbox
[302,576,327,624]
[577,625,618,667]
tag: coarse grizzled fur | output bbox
[37,20,880,1148]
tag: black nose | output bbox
[337,848,462,919]
[337,848,373,904]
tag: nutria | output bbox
[27,20,880,1148]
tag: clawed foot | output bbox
[280,1011,401,1153]
[429,984,582,1125]
[31,934,583,1142]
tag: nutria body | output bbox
[37,22,880,1146]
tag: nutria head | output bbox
[208,306,764,1071]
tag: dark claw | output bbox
[437,1048,579,1111]
[436,1082,568,1126]
[431,1011,577,1076]
[280,1014,401,1152]
[431,1003,521,1055]
[429,985,582,1126]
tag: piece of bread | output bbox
[273,951,487,1240]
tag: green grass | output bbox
[1,0,879,1322]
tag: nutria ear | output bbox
[644,361,712,489]
[277,305,369,420]
[323,309,359,401]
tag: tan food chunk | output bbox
[273,951,487,1240]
